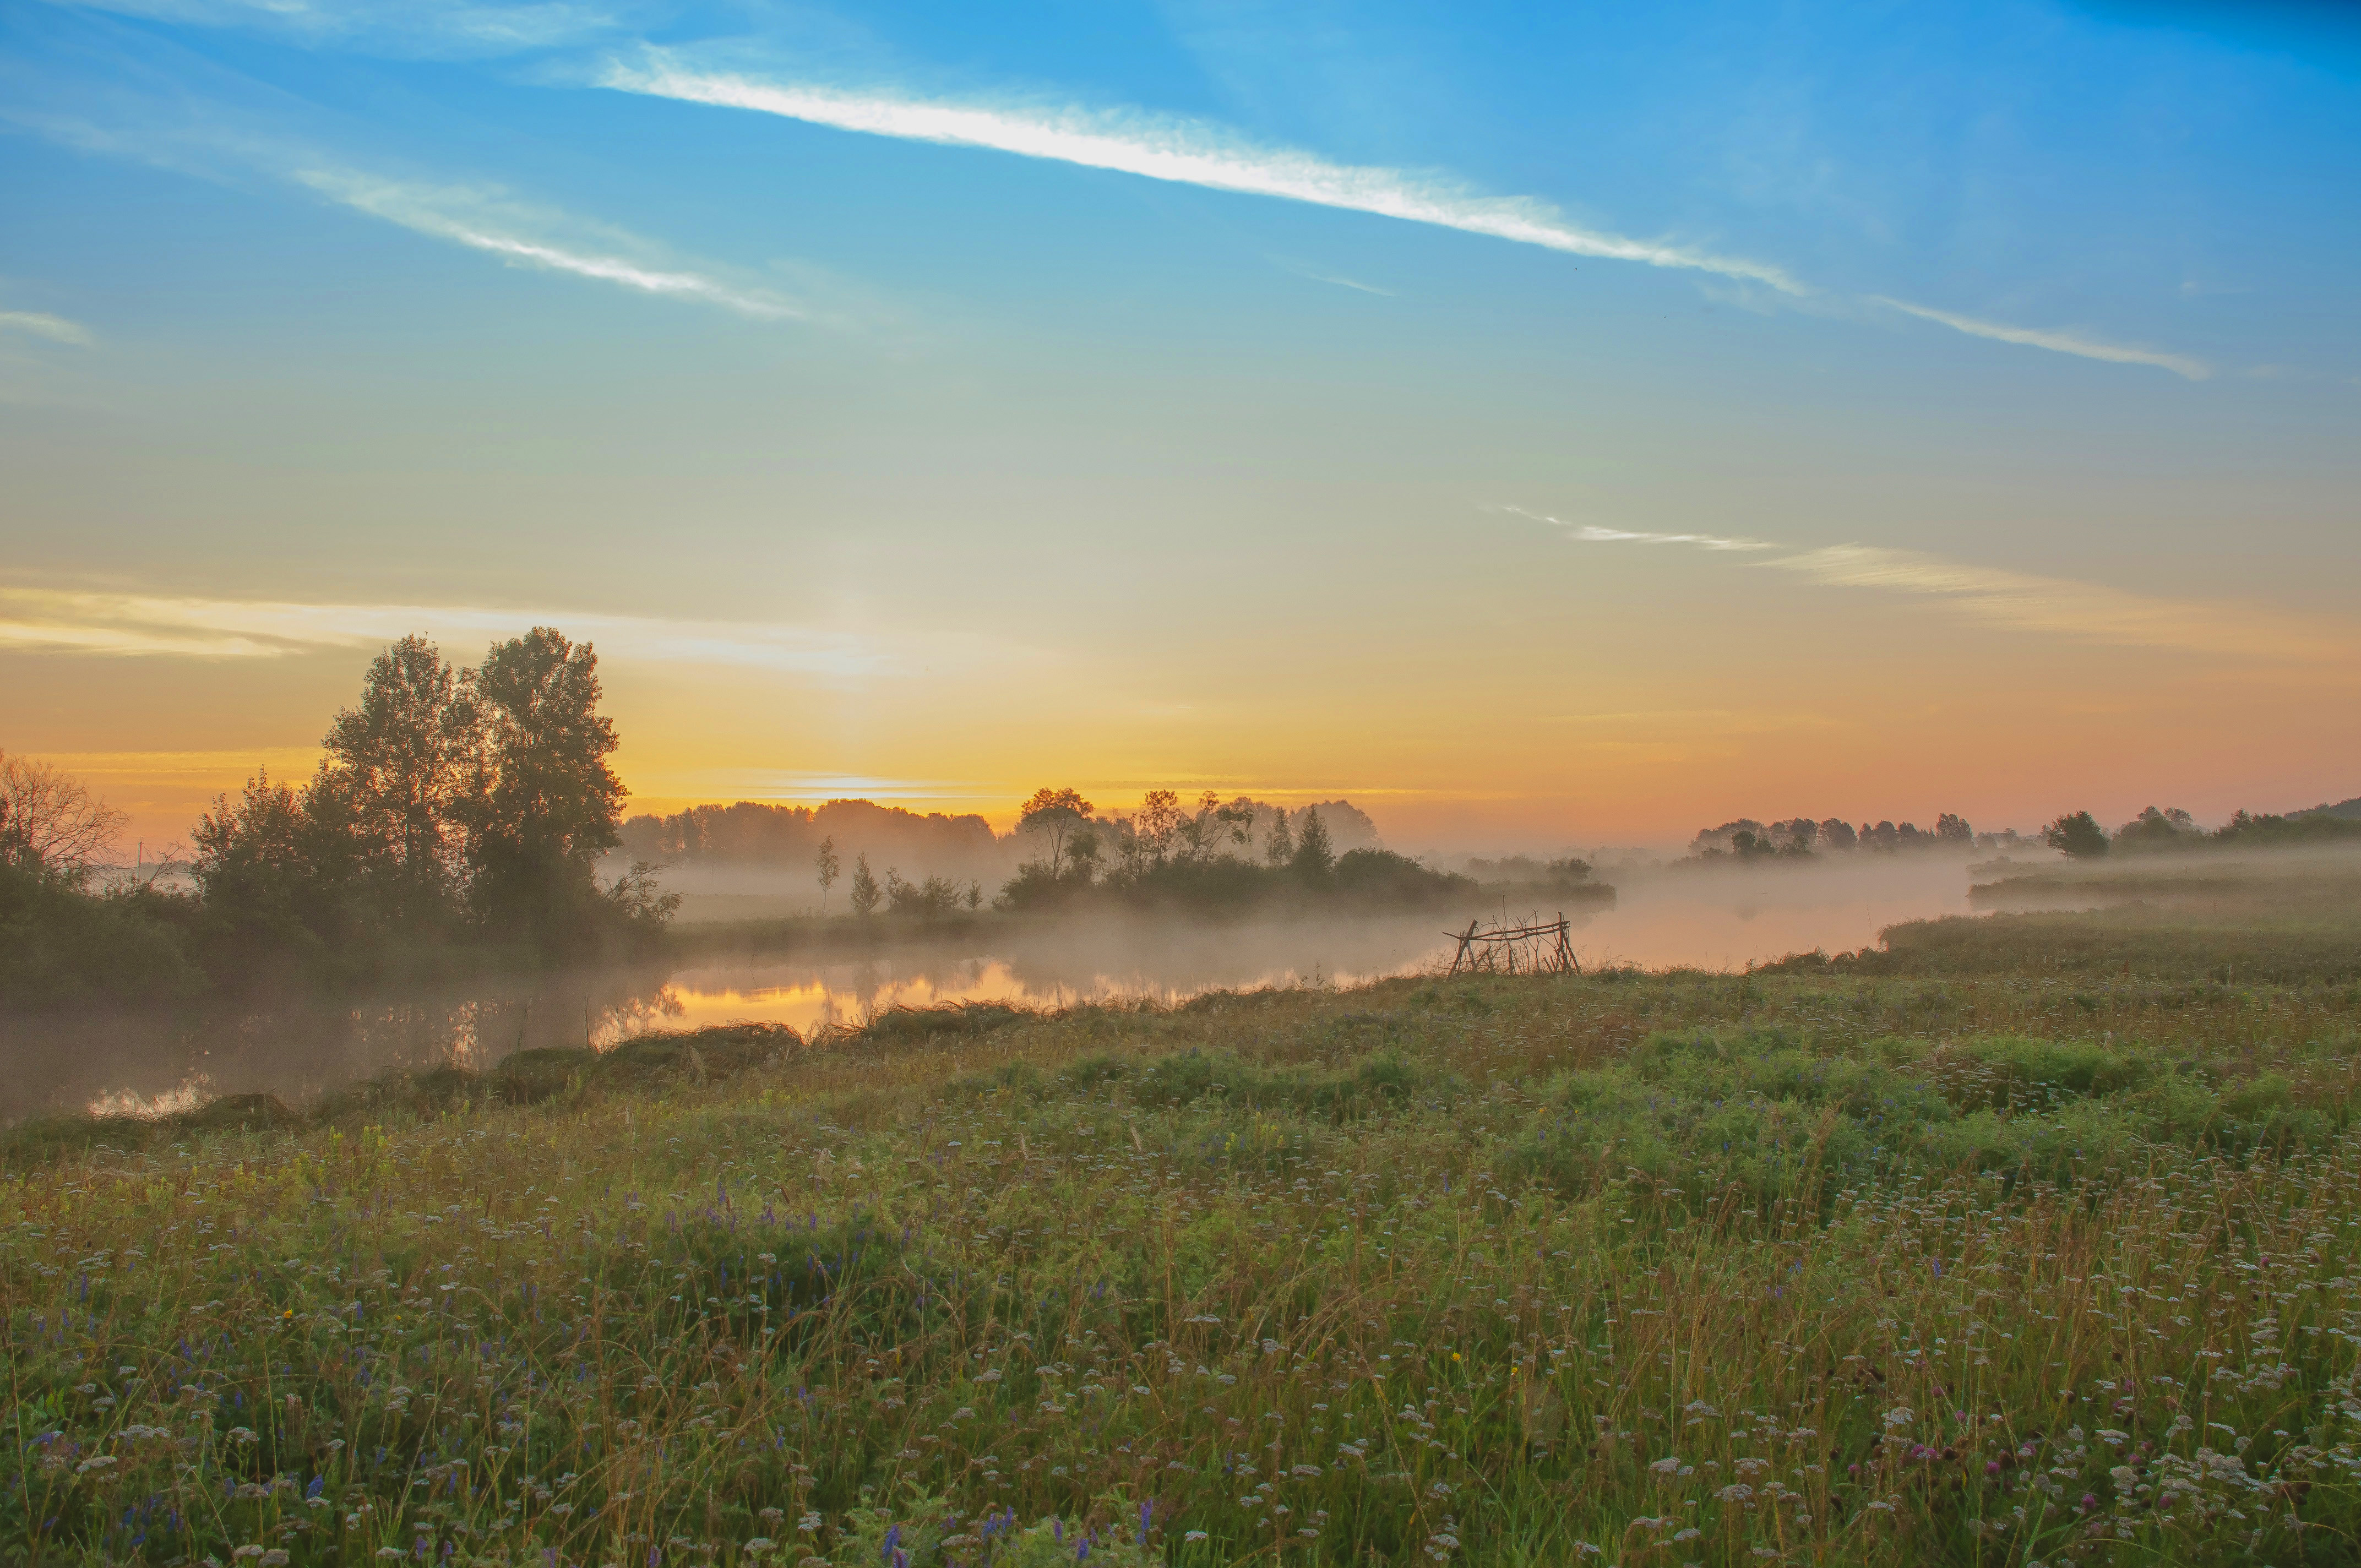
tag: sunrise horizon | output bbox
[6,0,2358,857]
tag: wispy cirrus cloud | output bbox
[599,55,1809,295]
[291,170,809,320]
[0,585,889,676]
[0,311,94,346]
[599,56,2223,379]
[12,10,2214,377]
[1270,257,1396,297]
[1497,504,1774,553]
[1764,545,2346,660]
[658,770,1002,804]
[45,0,640,59]
[1872,296,2211,380]
[0,46,821,328]
[1509,506,2352,661]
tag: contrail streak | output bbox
[295,168,805,320]
[600,57,1808,295]
[1873,297,2209,380]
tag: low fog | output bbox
[13,780,2360,1126]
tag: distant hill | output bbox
[2301,796,2361,822]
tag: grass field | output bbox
[8,907,2361,1567]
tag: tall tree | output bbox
[1264,806,1292,865]
[1292,807,1334,883]
[1174,792,1255,866]
[319,634,476,926]
[460,629,627,941]
[850,853,880,917]
[1016,787,1094,878]
[191,769,326,955]
[0,751,125,886]
[814,835,840,914]
[1133,790,1182,870]
[1067,823,1102,884]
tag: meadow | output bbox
[8,906,2361,1567]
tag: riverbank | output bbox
[7,899,2360,1565]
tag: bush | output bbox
[0,861,207,1008]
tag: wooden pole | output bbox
[1448,918,1479,976]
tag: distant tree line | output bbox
[618,793,1385,912]
[991,788,1470,912]
[619,799,1003,886]
[1459,854,1597,888]
[2041,802,2361,860]
[1687,814,1987,861]
[0,629,672,1007]
[1689,799,2361,865]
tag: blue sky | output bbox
[2,0,2357,845]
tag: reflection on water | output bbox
[1573,857,1974,970]
[2,859,1980,1123]
[0,965,680,1126]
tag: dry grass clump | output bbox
[7,944,2361,1566]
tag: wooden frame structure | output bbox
[1445,914,1579,976]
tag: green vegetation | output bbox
[1686,802,2361,864]
[999,792,1476,913]
[0,630,672,1009]
[2043,812,2112,862]
[1774,895,2361,986]
[11,903,2361,1566]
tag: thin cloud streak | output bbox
[0,311,94,346]
[0,587,886,676]
[0,89,811,326]
[600,57,1808,295]
[685,771,1002,804]
[1767,545,2349,661]
[292,170,808,320]
[1874,296,2211,380]
[1508,504,2349,661]
[1278,262,1395,296]
[602,60,2212,379]
[1499,504,1774,552]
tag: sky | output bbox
[2,0,2358,853]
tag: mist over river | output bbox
[1,856,1986,1122]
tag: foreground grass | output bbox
[8,917,2361,1567]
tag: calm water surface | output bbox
[2,859,1979,1121]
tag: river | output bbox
[2,856,1982,1122]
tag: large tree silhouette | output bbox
[460,628,627,944]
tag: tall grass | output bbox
[8,949,2361,1566]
